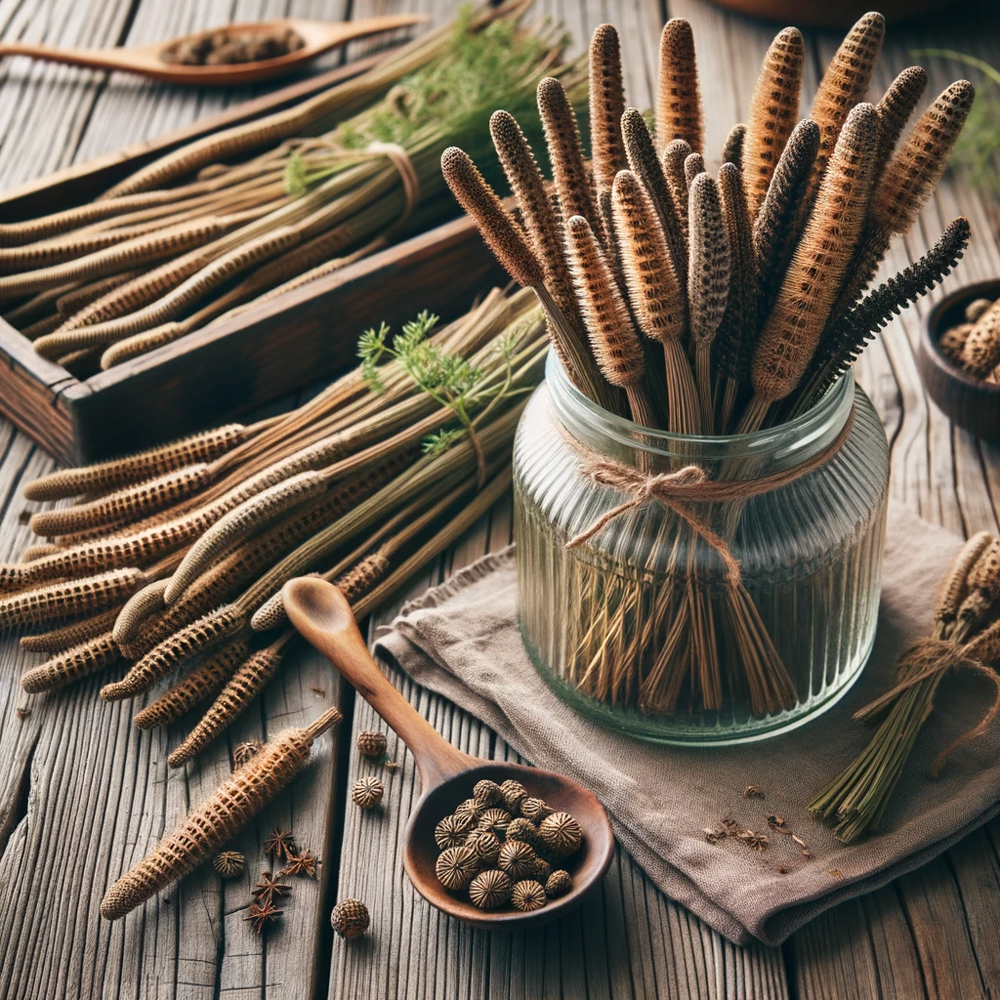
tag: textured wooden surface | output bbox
[0,0,998,998]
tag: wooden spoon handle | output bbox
[283,576,473,791]
[0,42,138,75]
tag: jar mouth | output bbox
[545,352,855,465]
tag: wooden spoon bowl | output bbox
[283,576,615,929]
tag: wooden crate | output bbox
[0,53,503,465]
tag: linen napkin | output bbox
[373,501,1000,946]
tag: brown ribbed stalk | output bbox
[721,124,745,170]
[683,152,706,186]
[20,606,120,654]
[21,632,120,693]
[0,568,146,631]
[656,18,703,153]
[873,66,928,176]
[662,139,692,250]
[588,24,627,197]
[742,27,804,220]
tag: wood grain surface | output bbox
[0,0,997,998]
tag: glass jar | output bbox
[513,354,889,745]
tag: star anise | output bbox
[279,849,319,879]
[252,871,291,905]
[244,900,283,933]
[737,829,770,852]
[263,828,297,860]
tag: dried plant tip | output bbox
[936,531,993,628]
[440,146,542,288]
[99,709,341,920]
[657,19,704,153]
[752,103,880,404]
[0,567,145,630]
[662,139,692,247]
[874,66,928,174]
[112,579,168,647]
[721,123,745,170]
[688,173,730,347]
[131,638,249,730]
[684,152,706,187]
[166,645,284,766]
[743,27,804,219]
[869,80,975,236]
[21,544,63,563]
[22,424,244,502]
[19,605,120,653]
[21,631,119,693]
[101,605,244,702]
[589,24,627,196]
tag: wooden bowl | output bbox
[706,0,951,27]
[918,279,1000,443]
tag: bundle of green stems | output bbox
[4,287,546,768]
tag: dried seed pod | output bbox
[500,778,528,816]
[233,739,264,769]
[331,898,369,939]
[656,19,703,153]
[966,298,994,324]
[473,779,503,809]
[505,817,542,849]
[742,27,804,219]
[101,605,245,702]
[511,879,547,912]
[751,103,880,407]
[939,323,974,362]
[533,857,553,883]
[351,776,384,810]
[478,807,513,839]
[620,107,687,287]
[960,301,1000,378]
[28,464,212,538]
[753,118,820,311]
[357,730,388,758]
[165,643,283,766]
[807,12,885,191]
[589,24,627,196]
[935,531,993,630]
[440,146,543,289]
[869,80,975,237]
[112,578,168,647]
[721,123,745,170]
[435,845,479,890]
[873,66,928,176]
[468,869,511,909]
[435,813,473,850]
[213,851,244,878]
[100,707,342,920]
[0,567,146,630]
[536,77,602,238]
[454,798,481,823]
[465,829,501,866]
[21,631,120,694]
[131,638,249,730]
[539,812,584,857]
[19,605,120,654]
[683,152,706,186]
[520,797,552,825]
[546,870,572,898]
[498,839,537,881]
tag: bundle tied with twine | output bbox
[441,14,973,719]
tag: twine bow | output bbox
[854,636,1000,777]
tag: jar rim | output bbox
[546,352,856,464]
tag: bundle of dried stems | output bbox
[8,289,546,766]
[443,14,973,717]
[0,2,578,377]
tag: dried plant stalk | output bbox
[113,579,170,648]
[742,27,804,219]
[20,606,121,654]
[873,66,928,175]
[21,544,63,563]
[721,123,745,169]
[21,632,120,694]
[132,638,250,730]
[662,139,692,250]
[588,24,627,197]
[656,19,703,153]
[934,531,993,637]
[0,568,146,630]
[100,706,342,920]
[683,152,706,186]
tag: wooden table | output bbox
[0,0,998,996]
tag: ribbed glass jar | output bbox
[513,354,890,745]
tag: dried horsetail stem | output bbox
[955,537,1000,631]
[100,323,186,369]
[164,470,328,604]
[100,706,343,920]
[588,24,627,197]
[687,172,730,434]
[742,27,804,220]
[132,638,250,730]
[612,169,699,434]
[721,123,745,170]
[100,605,246,701]
[683,152,706,186]
[656,18,703,153]
[113,579,170,648]
[662,139,692,248]
[22,424,245,502]
[873,66,928,176]
[29,464,213,538]
[620,108,687,289]
[21,314,64,340]
[20,606,121,653]
[21,544,63,563]
[747,103,880,421]
[752,118,820,312]
[565,215,655,428]
[21,631,120,694]
[167,641,288,767]
[0,568,146,630]
[55,269,143,318]
[934,531,993,637]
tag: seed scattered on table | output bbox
[331,898,370,939]
[352,776,384,810]
[213,850,244,877]
[357,730,388,758]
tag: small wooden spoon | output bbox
[283,576,615,928]
[0,15,427,87]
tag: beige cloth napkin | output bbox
[374,502,1000,946]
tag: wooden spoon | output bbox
[0,15,427,87]
[283,576,615,928]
